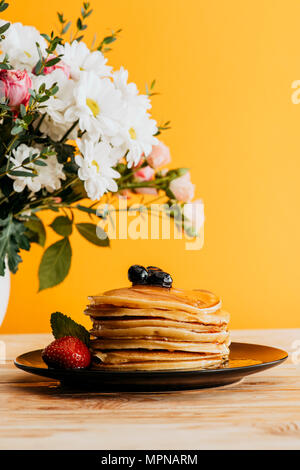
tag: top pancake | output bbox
[88,285,221,315]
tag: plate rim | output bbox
[14,341,288,376]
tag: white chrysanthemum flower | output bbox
[32,69,77,140]
[75,138,120,200]
[111,106,158,167]
[113,67,151,110]
[65,72,124,141]
[8,144,66,193]
[112,67,158,166]
[56,41,112,80]
[0,21,47,71]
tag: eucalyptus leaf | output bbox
[76,223,109,246]
[62,21,71,34]
[9,170,37,178]
[0,2,9,13]
[0,22,10,35]
[34,160,47,167]
[38,237,72,291]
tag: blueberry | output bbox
[128,265,148,285]
[147,266,162,273]
[147,270,173,288]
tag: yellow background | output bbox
[1,0,300,333]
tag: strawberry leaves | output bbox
[50,311,90,346]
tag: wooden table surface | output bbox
[0,329,300,450]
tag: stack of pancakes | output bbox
[85,285,230,371]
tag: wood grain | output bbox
[0,329,300,450]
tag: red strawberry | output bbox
[42,336,91,370]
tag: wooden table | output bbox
[0,329,299,450]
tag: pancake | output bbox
[93,349,224,363]
[91,338,230,354]
[85,307,229,326]
[92,357,225,371]
[91,317,226,331]
[90,327,229,343]
[87,279,230,371]
[88,285,221,315]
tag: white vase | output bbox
[0,262,10,327]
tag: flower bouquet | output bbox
[0,1,203,291]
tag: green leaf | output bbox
[41,33,51,42]
[103,35,116,45]
[20,104,26,117]
[38,237,72,291]
[24,215,46,247]
[50,216,73,236]
[0,3,9,13]
[0,22,10,35]
[50,312,90,346]
[45,57,61,67]
[57,12,64,23]
[11,126,23,135]
[0,216,30,275]
[34,160,47,167]
[76,223,109,246]
[9,170,37,178]
[61,21,71,34]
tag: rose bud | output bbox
[135,166,155,182]
[147,141,171,169]
[0,69,32,110]
[169,172,195,202]
[43,55,70,78]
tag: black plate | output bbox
[14,342,288,392]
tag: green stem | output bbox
[118,181,157,190]
[59,120,79,143]
[35,114,46,133]
[6,135,19,154]
[118,175,171,191]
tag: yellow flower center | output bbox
[92,160,100,172]
[86,98,100,117]
[129,127,137,140]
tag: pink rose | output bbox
[135,166,155,181]
[147,141,171,169]
[184,199,205,231]
[134,166,157,194]
[43,56,70,78]
[0,69,32,110]
[169,172,195,202]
